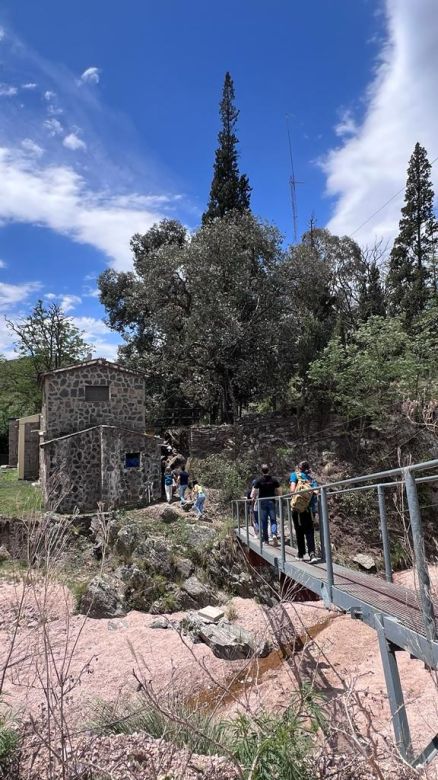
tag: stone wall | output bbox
[189,414,304,458]
[8,419,18,467]
[42,425,162,513]
[41,361,145,440]
[101,428,162,509]
[41,427,101,513]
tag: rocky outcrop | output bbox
[180,575,215,609]
[80,574,127,618]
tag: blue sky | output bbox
[0,0,437,359]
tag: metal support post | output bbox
[244,500,249,546]
[317,494,324,560]
[279,497,285,567]
[376,619,413,762]
[287,498,293,547]
[378,485,393,583]
[236,502,240,534]
[320,486,333,602]
[404,468,436,641]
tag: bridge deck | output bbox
[236,526,438,668]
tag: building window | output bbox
[125,452,141,468]
[85,385,110,402]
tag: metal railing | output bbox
[231,459,438,642]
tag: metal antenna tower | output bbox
[286,115,301,243]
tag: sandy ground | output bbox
[1,568,438,777]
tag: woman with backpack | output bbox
[290,460,318,562]
[192,480,207,517]
[164,467,173,503]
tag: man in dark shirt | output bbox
[177,464,189,505]
[251,464,280,545]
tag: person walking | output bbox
[177,463,190,505]
[247,479,259,536]
[290,460,318,562]
[251,464,280,545]
[192,480,207,517]
[164,467,173,504]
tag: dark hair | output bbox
[299,460,310,472]
[192,479,198,486]
[261,464,269,474]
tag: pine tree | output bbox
[358,261,386,321]
[202,72,251,223]
[387,142,438,321]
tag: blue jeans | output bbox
[259,499,277,542]
[179,484,188,504]
[194,494,206,516]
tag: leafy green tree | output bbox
[387,142,438,321]
[6,300,91,380]
[307,315,432,423]
[202,72,251,223]
[99,213,285,423]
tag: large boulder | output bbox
[182,614,271,660]
[80,574,127,619]
[160,507,179,524]
[134,539,175,579]
[180,575,215,609]
[174,557,194,579]
[0,545,11,563]
[183,525,217,552]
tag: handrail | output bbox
[232,458,438,642]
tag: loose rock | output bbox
[80,574,127,619]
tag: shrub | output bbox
[0,708,19,770]
[195,454,252,504]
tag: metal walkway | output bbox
[232,459,438,768]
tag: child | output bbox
[192,480,207,517]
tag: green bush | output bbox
[195,453,252,503]
[0,709,19,769]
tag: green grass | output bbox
[0,468,42,516]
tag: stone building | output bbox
[39,359,161,513]
[8,415,40,480]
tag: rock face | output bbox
[116,524,140,561]
[80,574,127,618]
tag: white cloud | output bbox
[0,146,170,270]
[45,292,57,300]
[0,259,6,268]
[63,132,86,151]
[22,82,37,90]
[44,90,56,101]
[324,0,438,246]
[0,28,5,42]
[335,110,358,139]
[43,118,63,136]
[0,84,17,97]
[47,104,63,116]
[79,67,100,85]
[59,294,81,312]
[71,316,120,361]
[21,138,44,157]
[0,280,41,310]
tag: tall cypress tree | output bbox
[387,142,438,321]
[358,261,386,321]
[202,72,251,223]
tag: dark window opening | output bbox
[125,452,140,468]
[85,385,110,402]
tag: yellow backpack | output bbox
[291,475,313,513]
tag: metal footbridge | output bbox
[232,459,438,768]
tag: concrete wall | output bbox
[42,425,161,513]
[41,362,145,440]
[8,419,19,467]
